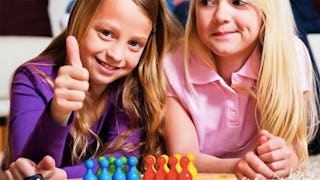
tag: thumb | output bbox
[66,35,83,68]
[259,135,268,145]
[37,155,56,171]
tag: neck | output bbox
[214,45,257,85]
[88,81,109,101]
[215,54,247,85]
[82,83,110,127]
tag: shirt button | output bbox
[230,110,236,117]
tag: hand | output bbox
[50,36,89,125]
[3,155,67,180]
[234,151,275,179]
[256,130,298,177]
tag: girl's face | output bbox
[195,0,262,61]
[80,0,152,89]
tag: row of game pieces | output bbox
[83,153,198,180]
[84,155,140,180]
[143,153,198,180]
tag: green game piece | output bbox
[108,156,116,175]
[120,156,128,173]
[96,156,106,176]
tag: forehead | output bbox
[92,0,152,33]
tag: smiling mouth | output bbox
[97,58,118,70]
[213,31,234,36]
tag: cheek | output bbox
[244,12,262,36]
[78,44,93,66]
[126,54,142,70]
[196,12,209,36]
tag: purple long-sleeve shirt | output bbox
[8,59,141,178]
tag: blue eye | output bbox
[129,41,139,47]
[200,0,215,6]
[102,30,111,37]
[232,0,247,5]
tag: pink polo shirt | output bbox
[163,38,311,158]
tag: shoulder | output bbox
[293,36,312,91]
[163,43,185,77]
[13,58,59,88]
[294,37,311,67]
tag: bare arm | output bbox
[163,97,239,173]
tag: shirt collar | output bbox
[189,45,261,84]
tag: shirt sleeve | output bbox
[294,37,313,92]
[9,65,72,166]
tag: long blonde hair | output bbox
[184,0,318,169]
[22,0,182,164]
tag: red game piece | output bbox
[155,156,168,180]
[178,156,192,180]
[167,155,179,180]
[143,155,156,180]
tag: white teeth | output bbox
[101,61,116,70]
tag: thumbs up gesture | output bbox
[50,36,89,125]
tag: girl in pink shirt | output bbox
[163,0,318,179]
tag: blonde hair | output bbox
[184,0,318,169]
[12,0,182,165]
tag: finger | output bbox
[57,65,89,82]
[236,160,257,179]
[255,173,267,180]
[245,152,275,178]
[273,167,292,178]
[8,162,24,180]
[266,159,287,171]
[259,130,274,139]
[259,147,290,163]
[259,135,268,145]
[54,89,86,103]
[53,97,84,112]
[37,156,67,180]
[234,171,245,180]
[257,137,286,156]
[14,158,37,177]
[66,36,83,68]
[55,70,89,90]
[37,155,56,171]
[3,170,15,180]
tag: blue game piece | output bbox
[126,156,140,180]
[98,158,112,180]
[84,159,98,180]
[113,157,126,180]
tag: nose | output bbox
[106,42,125,62]
[212,2,231,24]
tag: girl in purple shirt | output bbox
[3,0,182,179]
[163,0,318,179]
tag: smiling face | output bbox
[79,0,152,90]
[195,0,262,61]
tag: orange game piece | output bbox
[173,154,182,173]
[161,154,170,173]
[186,153,198,178]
